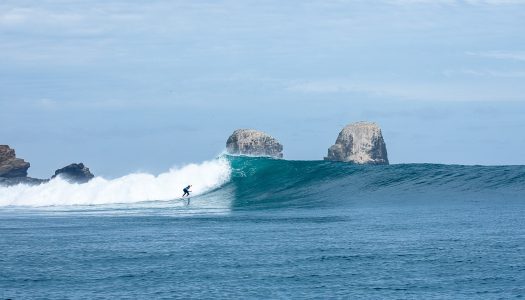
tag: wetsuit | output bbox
[182,186,191,197]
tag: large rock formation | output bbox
[0,145,30,178]
[226,129,283,158]
[325,122,389,165]
[52,163,94,183]
[0,145,47,186]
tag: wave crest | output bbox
[0,157,231,207]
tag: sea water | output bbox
[1,156,524,299]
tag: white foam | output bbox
[0,157,231,207]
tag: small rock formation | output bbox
[226,129,283,158]
[325,121,389,165]
[52,163,94,183]
[0,145,30,178]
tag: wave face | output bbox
[1,155,524,208]
[221,156,525,209]
[0,158,231,207]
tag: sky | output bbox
[1,0,524,178]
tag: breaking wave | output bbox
[1,155,524,208]
[0,157,231,207]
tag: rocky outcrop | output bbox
[226,129,283,158]
[325,122,389,165]
[0,145,30,178]
[0,145,95,186]
[52,163,94,183]
[0,145,46,186]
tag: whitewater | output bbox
[2,156,525,299]
[0,157,231,207]
[2,155,523,208]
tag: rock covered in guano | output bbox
[325,122,389,165]
[0,145,30,178]
[226,129,283,158]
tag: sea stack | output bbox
[226,129,283,158]
[0,145,47,186]
[325,121,389,165]
[0,145,30,178]
[52,163,95,183]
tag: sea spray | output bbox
[0,157,231,207]
[1,156,524,208]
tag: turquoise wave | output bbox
[216,156,525,209]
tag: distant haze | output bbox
[1,0,524,178]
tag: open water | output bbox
[1,156,524,299]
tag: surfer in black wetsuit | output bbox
[182,185,192,197]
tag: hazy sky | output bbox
[1,0,524,177]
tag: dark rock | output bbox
[0,145,95,187]
[226,129,283,158]
[0,145,30,178]
[52,163,94,183]
[325,122,389,165]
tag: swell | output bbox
[221,156,525,209]
[1,155,524,208]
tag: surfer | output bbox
[182,185,192,197]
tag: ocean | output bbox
[1,156,524,299]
